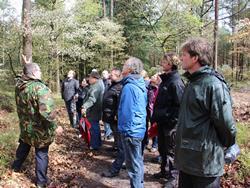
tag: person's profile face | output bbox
[122,63,130,77]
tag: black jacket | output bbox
[152,71,184,129]
[102,80,122,124]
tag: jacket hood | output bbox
[184,66,226,83]
[15,75,40,91]
[122,74,147,93]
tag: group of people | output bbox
[12,37,236,188]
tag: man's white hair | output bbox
[23,63,41,79]
[125,57,144,74]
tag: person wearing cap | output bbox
[118,57,147,188]
[151,52,184,187]
[12,57,63,188]
[61,70,79,128]
[81,70,104,150]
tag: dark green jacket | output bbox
[175,66,236,177]
[82,79,104,122]
[15,76,57,148]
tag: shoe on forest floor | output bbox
[150,147,158,153]
[101,170,118,178]
[164,177,178,188]
[36,184,46,188]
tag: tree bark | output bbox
[22,0,32,64]
[103,0,106,17]
[213,0,218,70]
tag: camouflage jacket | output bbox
[15,76,57,148]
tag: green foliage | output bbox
[0,70,16,112]
[0,124,18,175]
[74,0,101,23]
[236,122,250,181]
[62,18,127,71]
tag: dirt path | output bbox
[0,90,249,188]
[0,107,163,188]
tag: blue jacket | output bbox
[118,74,147,138]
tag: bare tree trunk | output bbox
[22,0,32,64]
[56,47,60,93]
[213,0,218,70]
[110,0,114,68]
[110,0,114,18]
[103,0,106,17]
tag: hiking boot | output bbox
[150,147,158,153]
[36,184,46,188]
[164,177,178,188]
[101,170,118,178]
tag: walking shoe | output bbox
[36,184,46,188]
[150,147,157,153]
[101,170,118,178]
[164,177,178,188]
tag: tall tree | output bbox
[214,0,218,70]
[22,0,32,64]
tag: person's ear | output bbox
[192,55,199,63]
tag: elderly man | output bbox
[118,57,147,188]
[82,70,104,150]
[61,70,79,128]
[175,38,236,188]
[12,59,62,188]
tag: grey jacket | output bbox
[83,80,104,122]
[61,78,79,101]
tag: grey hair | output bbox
[181,37,213,66]
[23,63,40,79]
[125,57,144,74]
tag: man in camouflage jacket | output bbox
[12,61,62,188]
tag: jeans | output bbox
[178,171,220,188]
[89,121,102,150]
[110,133,125,174]
[65,99,77,128]
[12,139,49,186]
[121,135,144,188]
[104,122,113,138]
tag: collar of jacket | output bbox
[159,70,178,82]
[183,66,212,82]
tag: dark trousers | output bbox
[178,171,220,188]
[158,125,177,178]
[65,99,77,128]
[12,139,49,186]
[110,121,118,148]
[110,133,125,174]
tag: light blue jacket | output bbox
[118,74,147,138]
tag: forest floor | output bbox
[0,89,249,188]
